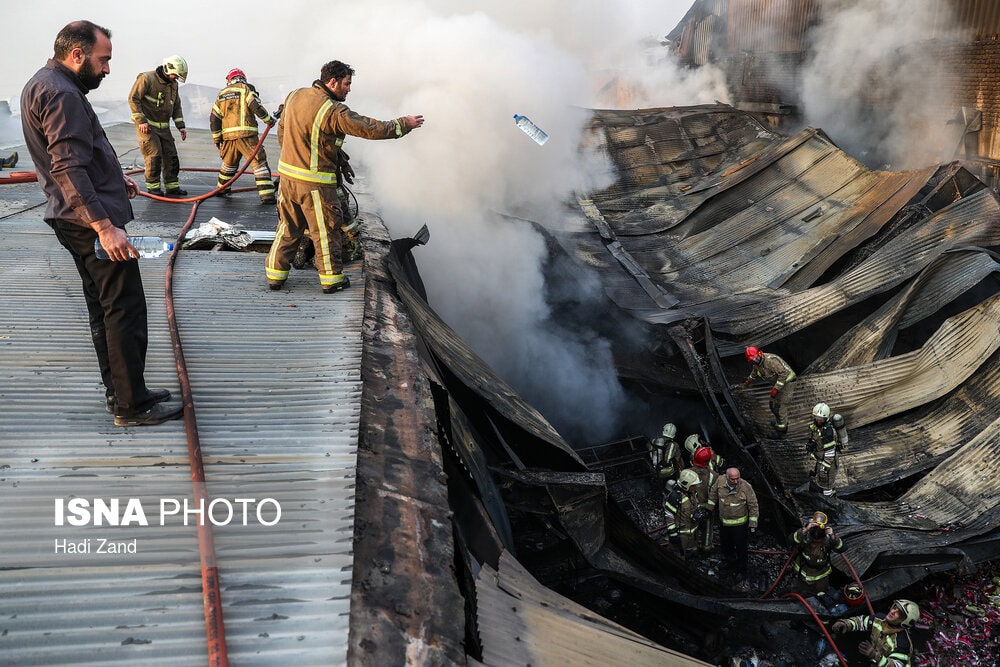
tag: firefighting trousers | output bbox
[137,127,180,192]
[48,220,161,416]
[718,523,749,580]
[217,136,275,200]
[812,454,840,495]
[770,381,796,428]
[266,179,347,289]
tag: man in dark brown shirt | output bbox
[20,20,182,426]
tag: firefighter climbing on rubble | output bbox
[831,599,919,666]
[807,402,848,496]
[743,345,796,433]
[650,423,684,482]
[684,445,718,555]
[665,469,704,560]
[790,510,844,596]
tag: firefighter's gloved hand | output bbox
[858,640,876,658]
[806,441,817,454]
[770,387,778,398]
[215,141,222,150]
[830,620,848,635]
[267,118,276,127]
[274,104,283,119]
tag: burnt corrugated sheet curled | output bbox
[573,103,1000,582]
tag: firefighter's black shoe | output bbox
[215,189,231,198]
[268,281,284,291]
[164,188,188,197]
[106,388,171,414]
[0,151,18,169]
[147,188,164,196]
[260,195,277,205]
[322,276,350,294]
[114,402,183,427]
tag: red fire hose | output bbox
[782,592,849,667]
[143,123,276,666]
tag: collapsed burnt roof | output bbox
[386,103,1000,659]
[570,102,1000,570]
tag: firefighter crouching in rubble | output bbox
[650,423,684,483]
[831,599,919,666]
[686,445,719,554]
[807,402,848,496]
[790,511,844,596]
[665,469,705,560]
[743,345,796,433]
[708,467,758,592]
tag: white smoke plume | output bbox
[800,0,963,169]
[2,1,706,445]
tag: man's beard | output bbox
[78,58,105,91]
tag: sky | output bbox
[0,1,718,445]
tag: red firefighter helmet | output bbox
[226,68,247,82]
[745,346,761,362]
[693,446,714,467]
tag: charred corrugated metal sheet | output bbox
[474,551,712,667]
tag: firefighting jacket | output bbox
[707,477,759,529]
[129,67,185,131]
[791,528,844,581]
[808,417,848,464]
[749,353,796,391]
[210,80,274,143]
[276,80,409,187]
[688,466,717,509]
[839,615,912,666]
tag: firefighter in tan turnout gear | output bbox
[708,467,758,592]
[266,60,423,293]
[685,445,718,555]
[790,510,844,596]
[129,55,188,196]
[807,402,848,496]
[831,599,919,666]
[744,345,796,433]
[210,68,277,204]
[650,422,684,482]
[665,469,704,560]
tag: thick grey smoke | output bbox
[800,0,962,169]
[2,1,704,445]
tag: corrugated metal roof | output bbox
[0,123,463,666]
[1,204,362,665]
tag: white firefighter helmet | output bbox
[677,469,701,491]
[892,599,920,628]
[662,423,677,439]
[684,434,703,455]
[162,55,188,82]
[812,403,831,420]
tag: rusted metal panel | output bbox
[726,0,822,54]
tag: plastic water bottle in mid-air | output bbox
[95,236,174,259]
[513,114,549,145]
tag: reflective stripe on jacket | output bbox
[708,476,759,528]
[129,67,184,129]
[276,81,408,186]
[210,80,274,142]
[751,353,796,390]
